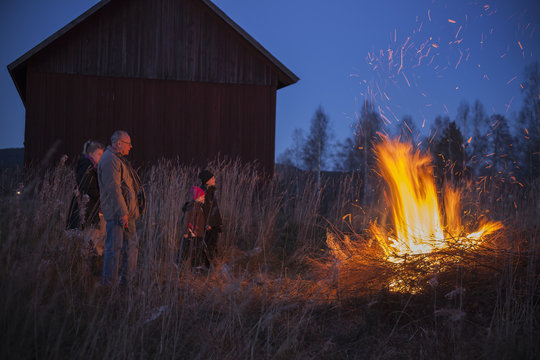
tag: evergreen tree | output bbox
[356,101,382,203]
[432,121,468,186]
[490,114,516,176]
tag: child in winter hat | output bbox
[191,186,205,202]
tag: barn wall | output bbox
[25,71,276,173]
[29,0,284,88]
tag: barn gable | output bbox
[9,0,298,105]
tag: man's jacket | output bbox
[98,146,141,222]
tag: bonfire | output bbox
[327,137,503,292]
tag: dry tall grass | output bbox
[0,160,538,359]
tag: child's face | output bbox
[196,194,205,203]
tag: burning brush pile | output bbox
[325,137,504,294]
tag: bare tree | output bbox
[303,106,333,188]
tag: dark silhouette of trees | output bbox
[470,100,491,177]
[356,101,383,203]
[431,120,469,186]
[490,114,516,176]
[334,137,362,172]
[516,62,540,183]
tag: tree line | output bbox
[278,62,540,200]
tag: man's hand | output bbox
[120,214,129,228]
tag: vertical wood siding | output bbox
[30,0,285,88]
[25,71,276,173]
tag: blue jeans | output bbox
[102,219,138,286]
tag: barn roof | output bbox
[8,0,299,104]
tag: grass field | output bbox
[0,160,538,359]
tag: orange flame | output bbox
[370,139,502,262]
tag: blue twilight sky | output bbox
[1,0,540,158]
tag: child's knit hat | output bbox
[191,186,205,200]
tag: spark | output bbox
[467,137,472,144]
[428,9,431,22]
[506,97,514,113]
[506,76,517,85]
[432,43,439,48]
[443,104,449,113]
[455,25,462,39]
[385,105,400,123]
[448,19,456,24]
[455,50,463,69]
[402,72,411,87]
[342,214,352,222]
[429,128,438,144]
[397,46,404,75]
[378,108,392,126]
[517,41,523,51]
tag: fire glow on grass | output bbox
[371,138,502,263]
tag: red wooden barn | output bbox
[8,0,298,174]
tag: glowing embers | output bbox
[371,138,501,264]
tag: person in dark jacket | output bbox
[198,170,222,263]
[182,186,209,268]
[66,140,106,257]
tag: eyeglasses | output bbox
[120,140,132,147]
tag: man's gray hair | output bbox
[111,130,129,145]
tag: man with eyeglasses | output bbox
[98,130,143,286]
